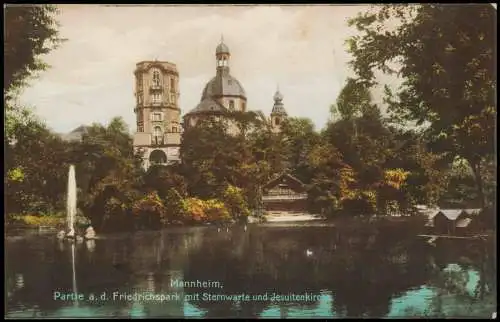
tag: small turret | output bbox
[270,85,287,133]
[216,34,231,76]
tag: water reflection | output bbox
[5,225,496,318]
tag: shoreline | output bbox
[264,213,324,223]
[6,213,493,239]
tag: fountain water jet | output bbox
[67,165,77,237]
[71,243,79,307]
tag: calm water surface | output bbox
[5,224,496,319]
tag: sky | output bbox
[17,4,402,134]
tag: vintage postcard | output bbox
[4,4,496,319]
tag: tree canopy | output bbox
[346,4,496,207]
[4,4,65,99]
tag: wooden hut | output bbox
[261,173,308,213]
[454,209,481,235]
[424,208,481,235]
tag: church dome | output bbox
[216,42,230,55]
[201,75,246,100]
[273,89,283,102]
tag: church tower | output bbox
[132,61,181,170]
[270,86,287,133]
[183,36,247,135]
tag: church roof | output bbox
[216,42,230,55]
[184,98,227,116]
[271,89,287,116]
[271,102,287,115]
[201,74,246,100]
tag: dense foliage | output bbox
[5,4,495,231]
[346,4,496,208]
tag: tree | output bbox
[132,191,167,229]
[305,142,347,216]
[385,129,450,207]
[280,117,321,183]
[333,78,374,121]
[347,4,496,208]
[143,165,187,200]
[180,117,235,199]
[180,114,274,209]
[4,5,68,218]
[69,117,144,229]
[222,185,250,222]
[4,4,65,99]
[163,188,186,224]
[5,119,72,215]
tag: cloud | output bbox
[17,4,395,134]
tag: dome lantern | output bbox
[216,35,231,71]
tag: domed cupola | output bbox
[216,39,230,55]
[200,35,247,101]
[184,36,248,120]
[271,86,287,116]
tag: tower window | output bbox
[172,126,178,133]
[153,126,163,145]
[241,102,246,112]
[138,125,144,132]
[152,113,162,121]
[170,78,175,92]
[137,93,143,105]
[275,118,280,126]
[137,77,143,92]
[152,93,162,104]
[152,69,161,87]
[169,93,176,104]
[229,100,235,111]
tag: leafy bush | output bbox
[6,214,63,227]
[181,198,207,223]
[222,185,250,222]
[181,197,231,224]
[341,191,377,217]
[384,168,410,190]
[132,191,167,228]
[163,188,186,224]
[204,199,232,223]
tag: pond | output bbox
[5,223,496,319]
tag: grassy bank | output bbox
[6,214,65,228]
[5,213,91,229]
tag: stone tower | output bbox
[133,61,181,170]
[270,86,287,133]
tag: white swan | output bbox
[306,249,313,256]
